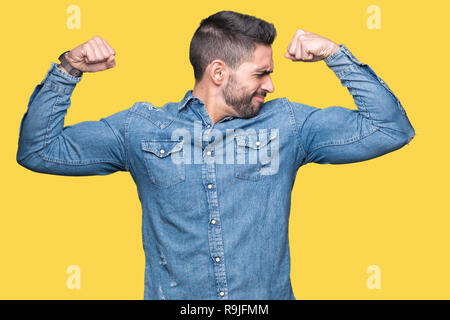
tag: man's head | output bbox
[189,11,277,118]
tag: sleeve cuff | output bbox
[324,44,366,67]
[323,44,346,65]
[40,62,83,94]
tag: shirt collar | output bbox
[178,90,200,112]
[177,89,235,122]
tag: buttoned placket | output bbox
[195,105,229,300]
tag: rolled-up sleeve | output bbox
[17,62,130,176]
[288,44,415,166]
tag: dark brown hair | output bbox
[189,11,277,81]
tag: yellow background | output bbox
[1,0,448,299]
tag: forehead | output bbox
[240,44,273,71]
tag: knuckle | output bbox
[82,44,90,55]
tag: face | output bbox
[222,44,274,118]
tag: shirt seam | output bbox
[124,108,132,172]
[101,118,128,171]
[308,125,381,153]
[37,149,125,167]
[130,107,176,130]
[283,98,307,166]
[44,95,60,148]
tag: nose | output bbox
[261,75,274,94]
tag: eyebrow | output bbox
[255,68,274,74]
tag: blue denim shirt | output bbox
[17,44,414,300]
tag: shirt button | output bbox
[219,291,225,297]
[206,124,211,128]
[215,257,221,263]
[207,184,213,189]
[160,149,165,154]
[211,219,216,225]
[255,141,261,147]
[206,150,211,156]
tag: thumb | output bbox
[284,52,294,60]
[106,55,116,68]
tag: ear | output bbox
[208,60,227,85]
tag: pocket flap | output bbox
[141,140,183,158]
[235,130,278,149]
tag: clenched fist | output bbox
[61,36,116,73]
[284,29,339,62]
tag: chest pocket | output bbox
[141,139,185,188]
[234,130,279,181]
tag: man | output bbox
[17,10,415,300]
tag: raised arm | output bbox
[16,36,130,176]
[284,29,415,166]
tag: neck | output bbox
[192,82,236,124]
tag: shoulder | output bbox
[130,100,180,113]
[129,101,177,130]
[258,97,285,113]
[281,97,318,119]
[259,97,319,122]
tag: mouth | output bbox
[253,95,265,103]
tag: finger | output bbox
[288,35,298,57]
[87,38,103,61]
[295,37,303,60]
[284,51,295,60]
[88,62,107,72]
[302,43,314,60]
[88,41,103,62]
[88,58,114,72]
[287,37,295,55]
[106,55,116,68]
[102,38,116,56]
[84,42,96,63]
[94,37,110,60]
